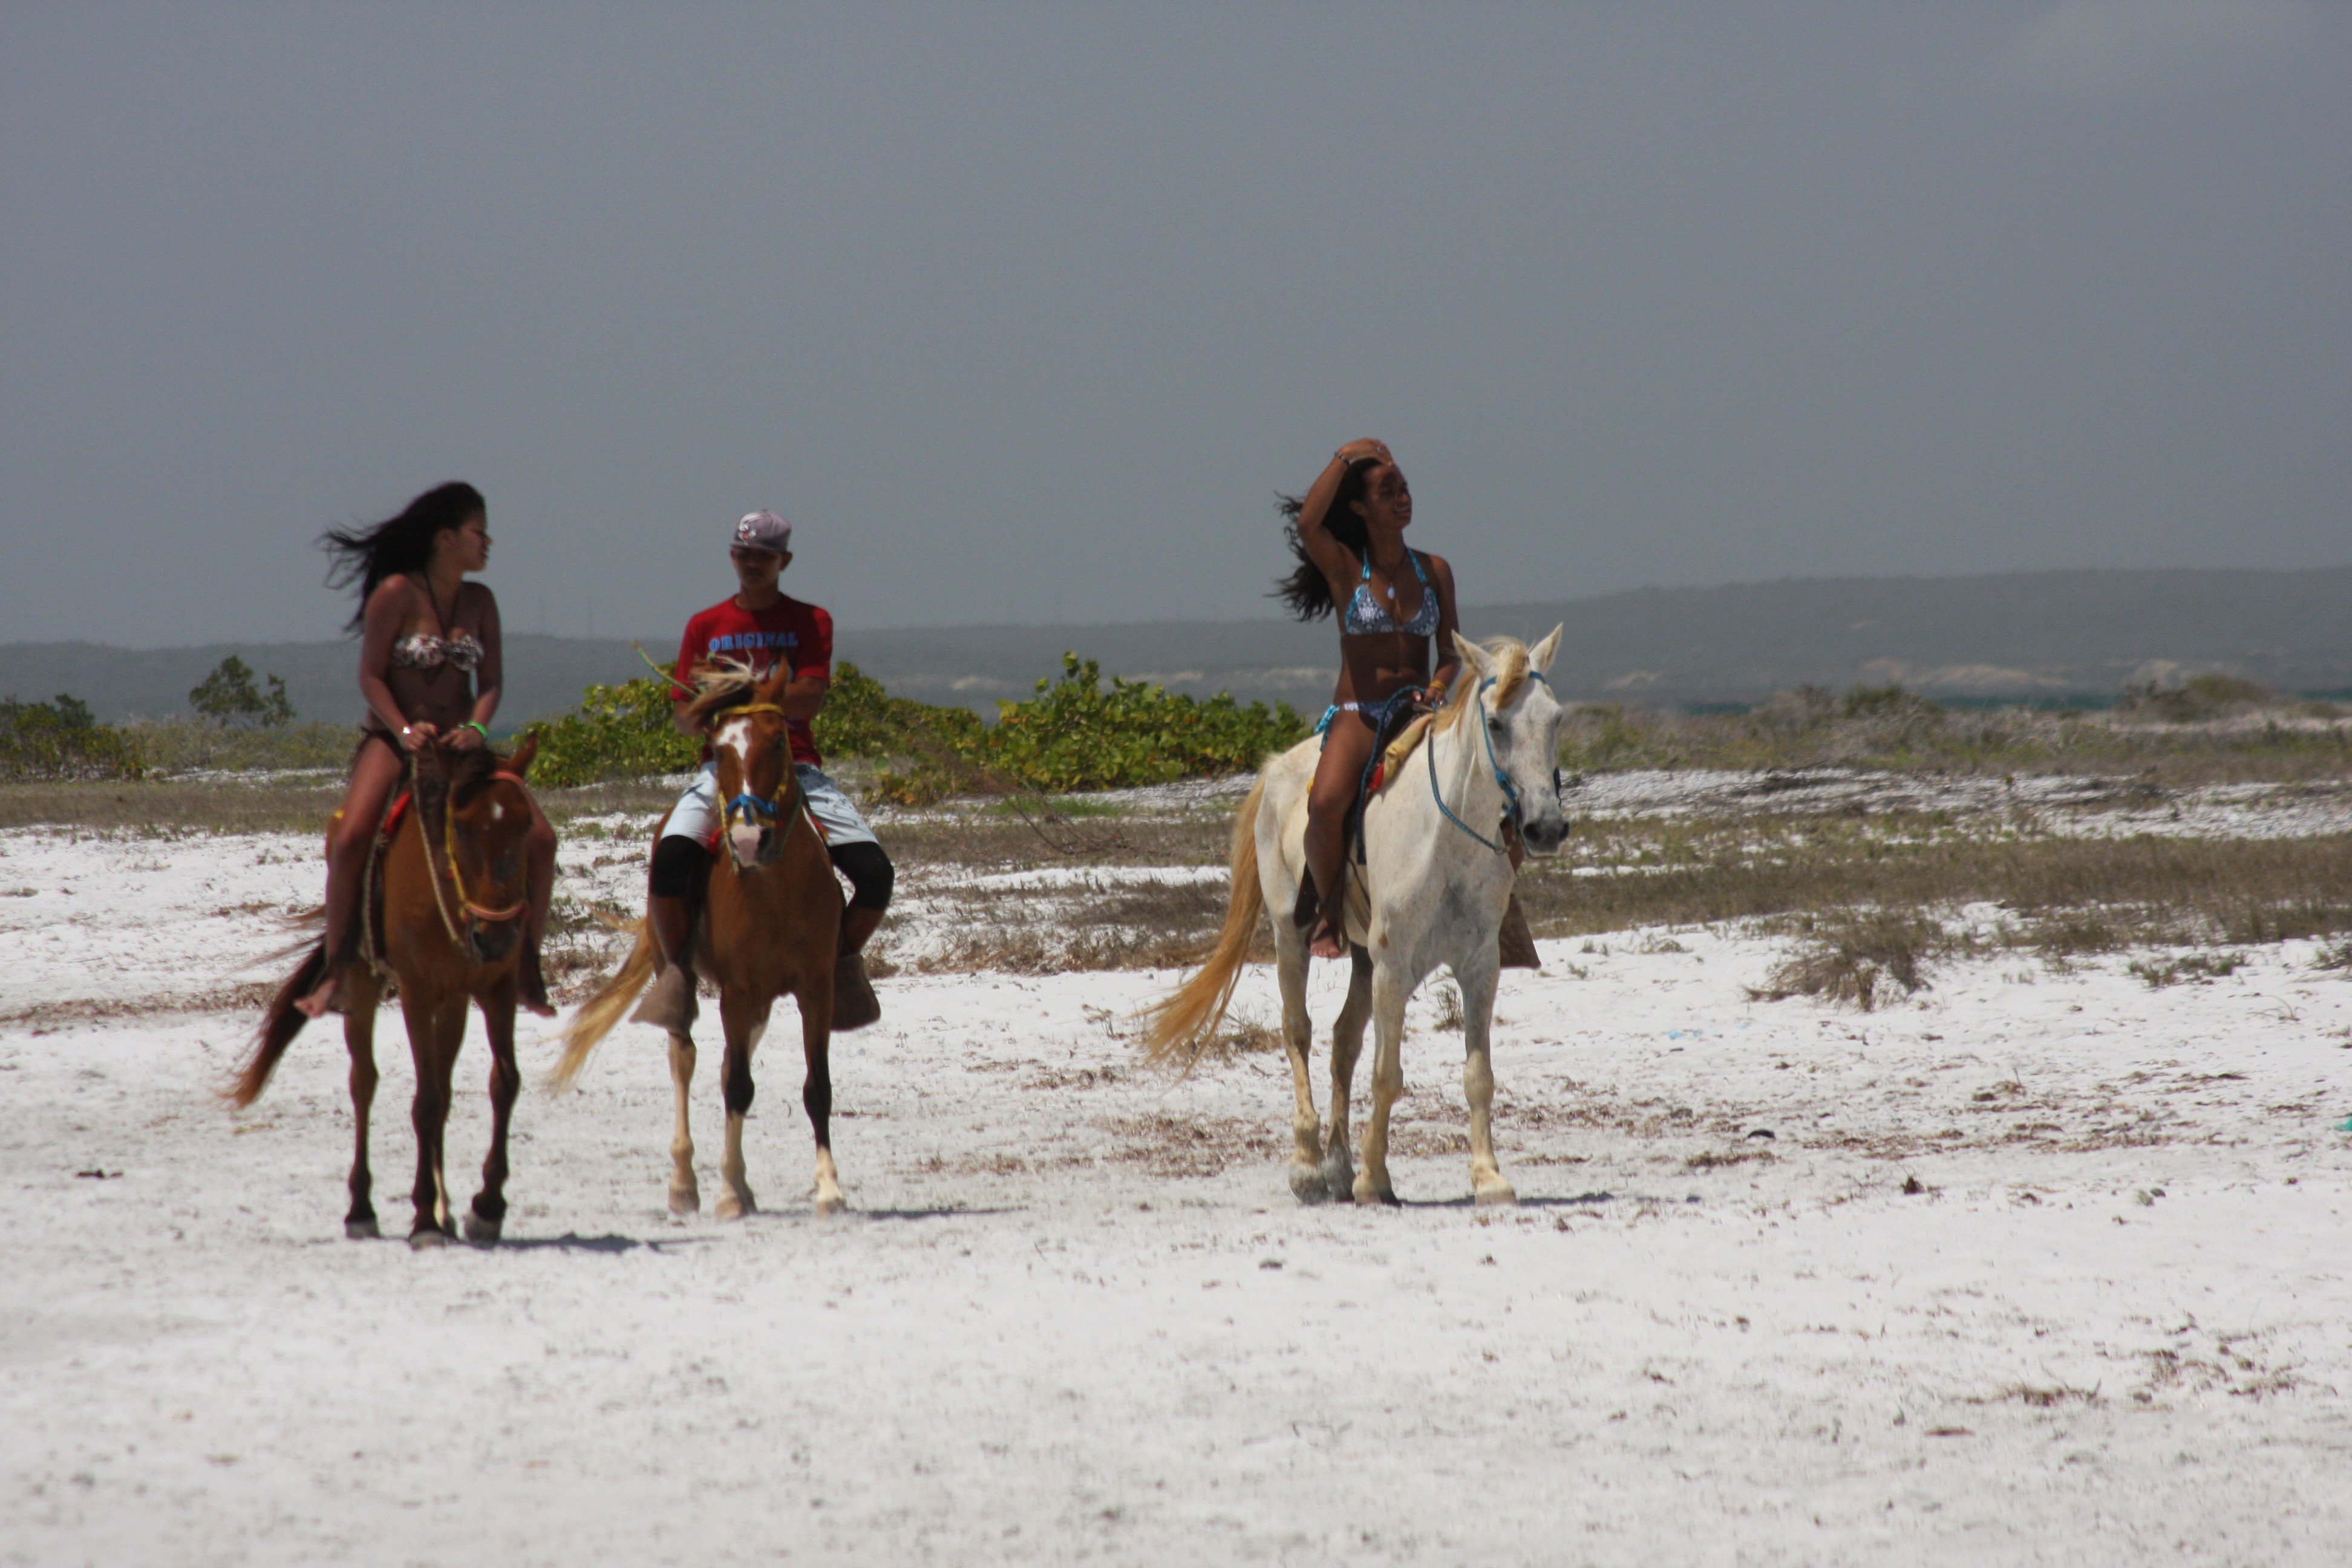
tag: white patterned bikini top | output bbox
[390,630,483,673]
[1342,549,1439,638]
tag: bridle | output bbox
[1428,672,1555,855]
[423,769,531,943]
[714,702,806,855]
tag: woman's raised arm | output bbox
[1292,438,1392,580]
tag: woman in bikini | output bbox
[1277,439,1465,959]
[296,482,557,1019]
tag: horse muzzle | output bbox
[1517,809,1570,855]
[727,820,770,868]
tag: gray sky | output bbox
[4,2,2346,648]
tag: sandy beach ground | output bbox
[2,790,2348,1566]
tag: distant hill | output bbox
[6,567,2346,727]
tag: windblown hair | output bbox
[1271,458,1379,621]
[320,482,485,632]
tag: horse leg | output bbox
[667,1031,701,1215]
[342,972,381,1239]
[1274,929,1327,1203]
[1354,959,1408,1207]
[1454,958,1515,1205]
[801,985,844,1216]
[405,991,464,1247]
[713,991,769,1221]
[465,982,520,1244]
[1324,947,1374,1200]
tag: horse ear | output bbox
[1529,624,1564,675]
[504,734,538,779]
[755,661,792,705]
[1451,631,1493,680]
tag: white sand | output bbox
[3,819,2349,1566]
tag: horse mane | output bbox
[1432,636,1530,734]
[681,658,765,729]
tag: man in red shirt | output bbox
[633,509,893,1031]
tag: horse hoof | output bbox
[464,1214,502,1244]
[1353,1181,1400,1207]
[1474,1182,1518,1207]
[669,1185,701,1217]
[814,1191,847,1217]
[1289,1166,1331,1204]
[345,1217,380,1240]
[408,1227,452,1250]
[714,1191,753,1221]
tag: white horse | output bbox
[1143,629,1568,1204]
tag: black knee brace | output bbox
[649,835,708,899]
[828,841,895,912]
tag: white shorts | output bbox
[661,760,880,850]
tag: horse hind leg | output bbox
[465,985,521,1244]
[1322,947,1374,1201]
[1455,961,1515,1206]
[1274,930,1327,1203]
[667,1032,701,1216]
[406,994,464,1247]
[343,978,381,1239]
[1354,960,1407,1207]
[800,981,844,1216]
[713,998,765,1221]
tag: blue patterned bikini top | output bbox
[1342,549,1439,638]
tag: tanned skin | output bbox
[1292,440,1464,959]
[300,511,557,1018]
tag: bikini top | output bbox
[388,575,485,675]
[390,630,484,673]
[1341,549,1439,638]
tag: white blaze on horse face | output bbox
[714,714,767,866]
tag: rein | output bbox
[423,766,532,942]
[1427,673,1551,855]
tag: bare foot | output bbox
[1307,917,1345,961]
[293,973,340,1019]
[518,949,557,1019]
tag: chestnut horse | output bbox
[549,661,846,1216]
[232,738,545,1246]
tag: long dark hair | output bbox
[1271,459,1377,621]
[321,482,484,632]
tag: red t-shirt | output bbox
[676,594,833,767]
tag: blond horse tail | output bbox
[1138,773,1269,1070]
[544,916,660,1091]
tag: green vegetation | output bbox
[127,717,353,774]
[188,655,296,729]
[520,653,1303,799]
[0,694,144,781]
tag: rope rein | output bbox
[1426,671,1551,855]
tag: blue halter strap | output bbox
[1427,671,1550,854]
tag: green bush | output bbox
[518,653,1305,799]
[520,674,704,788]
[189,655,296,728]
[1,694,145,780]
[975,653,1305,794]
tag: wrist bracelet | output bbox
[462,721,491,742]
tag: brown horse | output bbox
[549,662,846,1215]
[232,737,546,1246]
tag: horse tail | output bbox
[544,916,659,1092]
[227,941,326,1108]
[1139,772,1269,1070]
